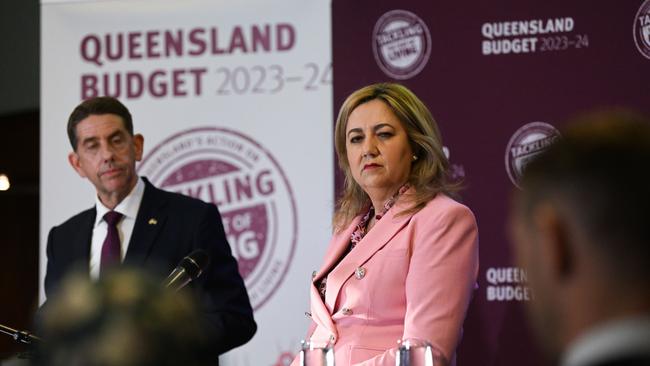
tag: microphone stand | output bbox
[0,323,41,345]
[0,323,40,361]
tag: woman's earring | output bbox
[412,155,418,161]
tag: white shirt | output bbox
[89,177,145,280]
[561,316,650,366]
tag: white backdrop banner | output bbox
[40,0,332,364]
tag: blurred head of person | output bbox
[509,108,650,362]
[333,82,458,230]
[35,268,211,366]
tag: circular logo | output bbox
[505,122,561,189]
[634,0,650,59]
[138,127,297,310]
[372,9,432,80]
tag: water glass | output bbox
[395,338,440,366]
[299,340,335,366]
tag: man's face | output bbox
[68,114,143,207]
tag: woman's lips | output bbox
[363,163,381,171]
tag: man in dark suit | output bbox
[509,109,650,366]
[43,97,256,362]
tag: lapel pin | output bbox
[354,266,366,280]
[148,218,158,225]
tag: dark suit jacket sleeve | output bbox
[39,226,65,325]
[44,226,59,301]
[192,203,257,355]
[39,208,95,326]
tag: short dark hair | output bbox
[67,97,133,150]
[520,108,650,282]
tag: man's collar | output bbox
[561,315,650,366]
[94,177,145,226]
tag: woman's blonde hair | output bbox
[333,82,459,231]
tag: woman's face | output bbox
[346,99,413,200]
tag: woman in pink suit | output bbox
[294,83,479,366]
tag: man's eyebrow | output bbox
[81,136,98,145]
[107,130,126,139]
[80,129,126,145]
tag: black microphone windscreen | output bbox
[180,249,210,279]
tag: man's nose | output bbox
[99,143,115,161]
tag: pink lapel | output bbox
[308,217,360,337]
[309,283,337,339]
[313,216,361,282]
[323,198,413,309]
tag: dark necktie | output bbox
[100,211,123,277]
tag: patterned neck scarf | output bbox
[349,183,410,248]
[316,184,410,302]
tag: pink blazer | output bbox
[293,193,479,366]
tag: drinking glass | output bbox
[299,340,335,366]
[395,338,442,366]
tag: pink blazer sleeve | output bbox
[356,202,479,366]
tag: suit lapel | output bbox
[123,179,168,266]
[313,216,361,282]
[306,218,359,336]
[309,282,338,339]
[71,209,96,274]
[324,200,413,309]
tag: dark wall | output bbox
[0,1,39,114]
[0,0,40,360]
[0,111,39,360]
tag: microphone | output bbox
[163,249,210,292]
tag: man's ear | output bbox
[68,151,87,178]
[532,202,574,282]
[133,134,144,162]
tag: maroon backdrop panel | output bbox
[332,1,650,365]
